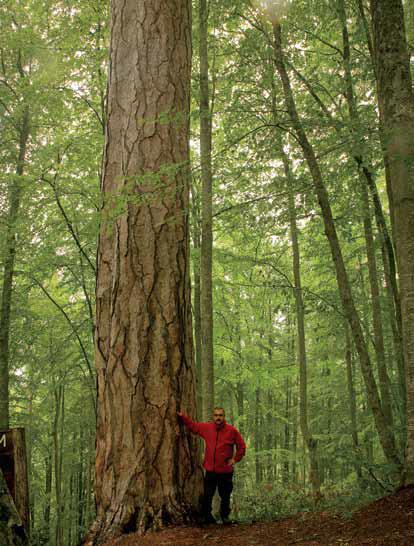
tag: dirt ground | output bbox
[105,486,414,546]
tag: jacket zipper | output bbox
[213,429,219,471]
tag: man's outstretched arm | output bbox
[177,411,204,436]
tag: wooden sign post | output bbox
[0,428,30,531]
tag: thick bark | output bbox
[199,0,214,420]
[272,22,401,469]
[89,0,203,542]
[0,107,29,429]
[369,0,414,484]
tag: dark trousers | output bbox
[202,471,233,518]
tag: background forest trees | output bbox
[0,0,413,544]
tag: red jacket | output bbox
[180,413,246,474]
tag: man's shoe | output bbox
[202,514,217,525]
[221,516,232,525]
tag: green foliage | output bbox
[0,0,407,543]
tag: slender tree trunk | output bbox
[236,381,245,435]
[27,390,33,536]
[0,107,30,429]
[357,0,398,244]
[360,183,394,425]
[68,470,74,546]
[345,323,362,481]
[272,22,401,470]
[369,0,414,484]
[283,377,291,484]
[295,5,405,408]
[338,0,394,431]
[356,0,405,381]
[54,384,64,546]
[282,145,320,493]
[367,176,406,411]
[77,423,85,544]
[292,381,298,484]
[85,431,94,533]
[199,0,214,419]
[191,188,203,418]
[88,1,203,541]
[266,390,274,482]
[365,171,403,354]
[254,389,261,484]
[43,441,53,544]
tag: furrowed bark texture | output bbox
[272,22,401,470]
[90,0,203,542]
[369,0,414,483]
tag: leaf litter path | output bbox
[105,486,414,546]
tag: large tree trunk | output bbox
[199,0,215,419]
[88,0,203,542]
[0,107,30,429]
[272,22,401,470]
[369,0,414,484]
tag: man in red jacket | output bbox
[178,407,246,524]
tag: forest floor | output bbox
[105,485,414,546]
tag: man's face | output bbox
[213,409,225,425]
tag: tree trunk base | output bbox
[83,501,200,545]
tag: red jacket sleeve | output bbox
[234,428,246,463]
[179,412,205,436]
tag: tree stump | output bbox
[0,468,28,545]
[0,428,30,537]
